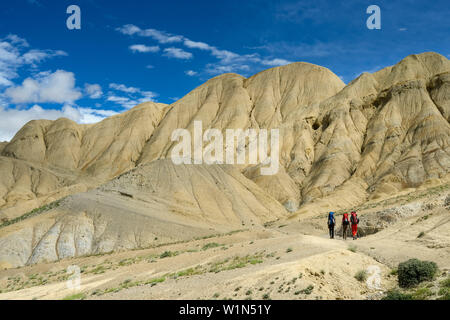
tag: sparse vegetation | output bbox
[176,267,202,277]
[144,277,166,286]
[412,287,433,300]
[438,287,450,300]
[160,251,178,259]
[348,245,357,253]
[437,276,450,300]
[397,259,438,288]
[382,289,413,300]
[62,293,86,300]
[354,270,368,282]
[202,243,223,251]
[299,285,314,295]
[208,253,264,273]
[440,276,450,288]
[0,199,64,229]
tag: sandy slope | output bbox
[0,185,447,300]
[0,53,448,298]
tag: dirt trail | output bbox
[0,187,448,300]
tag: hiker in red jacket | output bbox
[342,213,350,240]
[350,211,359,240]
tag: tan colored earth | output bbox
[0,52,449,300]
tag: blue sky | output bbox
[0,0,449,141]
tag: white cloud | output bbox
[116,24,141,35]
[140,29,183,44]
[0,75,12,86]
[0,34,67,88]
[117,24,183,43]
[106,95,143,109]
[109,93,158,109]
[183,39,212,51]
[0,41,21,86]
[185,70,197,76]
[117,24,294,75]
[139,91,158,102]
[22,49,67,66]
[107,95,130,104]
[5,34,29,47]
[129,44,160,53]
[260,58,292,66]
[107,83,158,109]
[204,63,250,75]
[109,83,140,94]
[84,83,103,99]
[163,47,193,60]
[0,104,116,142]
[5,70,82,104]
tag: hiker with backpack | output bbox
[327,212,336,239]
[350,211,359,240]
[342,212,350,240]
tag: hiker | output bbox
[350,211,359,240]
[327,212,336,239]
[342,212,350,240]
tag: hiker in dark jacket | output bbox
[342,212,350,240]
[327,212,336,239]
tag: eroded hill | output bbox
[0,52,449,268]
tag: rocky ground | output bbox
[0,183,448,300]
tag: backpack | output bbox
[342,213,350,225]
[328,212,335,226]
[351,212,359,224]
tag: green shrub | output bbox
[299,285,314,295]
[382,289,413,300]
[438,287,450,300]
[159,251,177,258]
[202,243,222,251]
[438,277,450,300]
[354,270,368,282]
[440,276,450,288]
[62,293,86,300]
[0,199,63,229]
[397,259,438,288]
[412,287,433,300]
